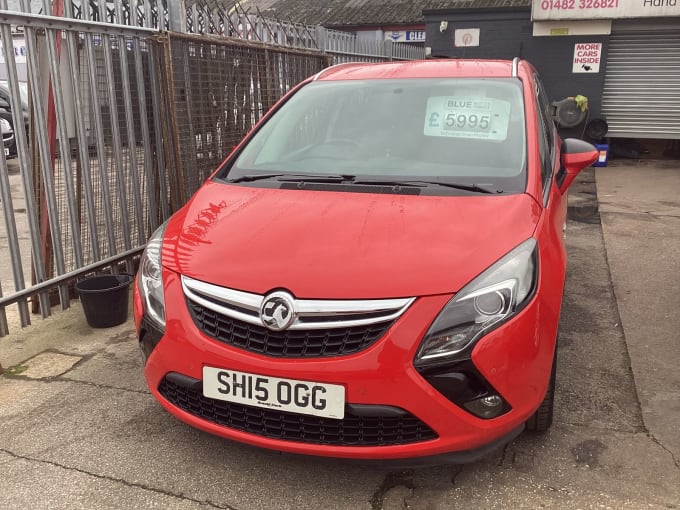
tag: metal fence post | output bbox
[167,0,187,33]
[316,26,327,53]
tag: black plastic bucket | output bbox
[76,274,134,328]
[585,118,609,142]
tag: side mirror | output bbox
[557,138,599,193]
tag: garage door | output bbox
[601,29,680,139]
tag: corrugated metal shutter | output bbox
[602,30,680,139]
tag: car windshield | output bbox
[221,78,527,193]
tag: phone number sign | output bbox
[532,0,680,20]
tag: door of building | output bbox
[602,22,680,139]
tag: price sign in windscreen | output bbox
[424,97,511,141]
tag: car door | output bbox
[535,75,569,264]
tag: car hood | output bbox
[162,182,541,299]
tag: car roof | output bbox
[314,59,519,81]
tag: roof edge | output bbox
[423,6,531,16]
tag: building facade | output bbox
[425,0,680,140]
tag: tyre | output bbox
[525,343,557,433]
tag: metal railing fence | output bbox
[185,0,426,63]
[6,0,169,29]
[159,32,331,206]
[0,0,425,339]
[185,0,318,49]
[0,2,166,335]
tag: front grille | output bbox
[181,275,414,359]
[187,299,394,358]
[159,376,438,447]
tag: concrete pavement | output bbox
[0,159,679,509]
[597,160,680,464]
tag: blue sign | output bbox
[406,31,425,42]
[386,31,426,43]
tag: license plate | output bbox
[203,366,345,419]
[3,148,8,156]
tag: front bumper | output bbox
[2,133,15,157]
[135,270,558,461]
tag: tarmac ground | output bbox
[0,158,679,509]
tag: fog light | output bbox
[139,315,165,365]
[417,360,512,419]
[481,395,503,407]
[463,393,510,419]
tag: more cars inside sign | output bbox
[572,42,601,73]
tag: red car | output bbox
[134,59,598,463]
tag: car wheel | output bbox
[525,341,557,433]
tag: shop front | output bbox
[424,0,680,140]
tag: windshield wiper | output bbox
[226,173,285,183]
[226,173,353,183]
[227,174,502,194]
[352,179,501,194]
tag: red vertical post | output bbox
[40,0,64,289]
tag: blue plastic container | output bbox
[592,144,609,167]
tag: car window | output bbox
[534,75,556,193]
[223,78,527,193]
[0,80,29,110]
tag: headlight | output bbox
[138,222,168,329]
[415,238,538,366]
[0,118,11,133]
